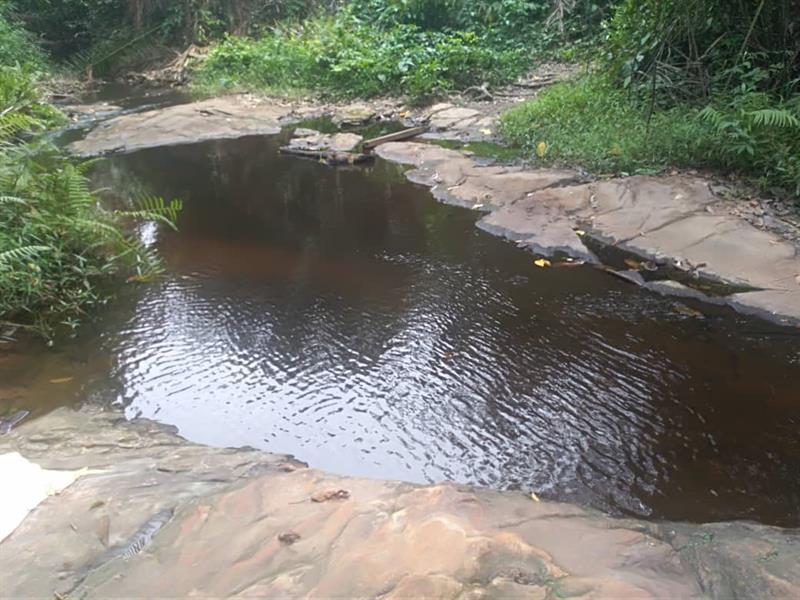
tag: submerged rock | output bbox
[0,407,798,599]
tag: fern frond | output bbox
[0,195,28,205]
[699,105,723,127]
[0,244,52,265]
[117,195,183,230]
[63,165,95,209]
[73,218,125,240]
[748,109,800,128]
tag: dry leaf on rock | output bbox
[534,259,551,268]
[311,489,351,503]
[278,532,301,545]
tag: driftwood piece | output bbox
[279,146,374,165]
[362,126,429,152]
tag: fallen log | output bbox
[362,125,429,152]
[279,146,374,166]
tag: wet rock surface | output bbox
[1,407,798,599]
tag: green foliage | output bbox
[9,0,338,59]
[195,16,530,102]
[0,66,181,337]
[605,0,799,103]
[0,66,64,126]
[0,4,48,70]
[501,74,705,172]
[500,74,800,194]
[698,94,800,195]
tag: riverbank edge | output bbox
[1,406,798,598]
[67,93,800,328]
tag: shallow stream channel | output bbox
[3,99,800,528]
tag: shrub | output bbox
[195,17,528,102]
[0,64,181,337]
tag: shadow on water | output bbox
[2,133,800,527]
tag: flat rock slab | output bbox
[375,145,800,325]
[2,408,799,599]
[413,103,497,141]
[69,96,311,156]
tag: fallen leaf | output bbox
[553,260,586,268]
[574,229,586,236]
[472,203,484,210]
[278,532,301,545]
[481,128,493,135]
[89,500,105,510]
[535,141,547,158]
[624,258,642,270]
[49,377,74,384]
[534,259,551,268]
[311,489,351,503]
[530,492,540,502]
[674,303,705,318]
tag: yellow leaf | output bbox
[481,128,493,135]
[530,492,541,502]
[399,111,408,118]
[49,377,74,384]
[534,259,551,268]
[575,229,586,236]
[535,141,547,158]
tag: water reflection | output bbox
[6,134,799,526]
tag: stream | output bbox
[2,97,799,527]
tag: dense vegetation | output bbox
[503,0,800,195]
[0,8,181,339]
[193,1,611,102]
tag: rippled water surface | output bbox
[3,133,799,526]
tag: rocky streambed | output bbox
[1,407,799,599]
[2,89,798,599]
[68,93,800,327]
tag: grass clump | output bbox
[501,75,800,195]
[501,75,705,174]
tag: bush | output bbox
[195,16,529,102]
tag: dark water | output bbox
[2,133,800,526]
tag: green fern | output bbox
[748,108,800,128]
[0,245,52,265]
[118,195,183,230]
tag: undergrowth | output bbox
[501,75,800,195]
[501,0,800,197]
[193,1,612,102]
[194,18,529,102]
